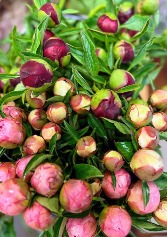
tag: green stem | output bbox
[58,0,67,10]
[129,231,137,237]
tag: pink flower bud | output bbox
[43,37,71,67]
[66,213,97,237]
[43,29,54,43]
[118,1,134,24]
[23,135,46,155]
[76,136,96,158]
[46,102,67,124]
[96,48,107,62]
[152,112,167,131]
[154,198,167,227]
[3,105,27,122]
[127,104,153,128]
[0,178,31,216]
[99,206,132,237]
[0,117,26,149]
[102,169,131,199]
[70,94,91,114]
[28,109,47,130]
[0,162,16,182]
[26,90,46,109]
[41,122,62,142]
[91,89,122,119]
[141,0,159,15]
[127,180,160,215]
[20,59,53,91]
[130,149,163,181]
[113,40,134,63]
[53,77,75,97]
[16,155,34,182]
[23,201,56,231]
[31,162,63,197]
[60,179,93,213]
[102,150,124,172]
[38,3,62,28]
[150,89,167,109]
[97,14,119,34]
[136,126,159,149]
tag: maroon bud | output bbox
[53,77,75,97]
[43,29,54,43]
[152,112,167,131]
[120,28,138,41]
[28,109,47,130]
[41,122,61,142]
[16,155,34,182]
[3,105,27,122]
[150,89,167,109]
[23,135,46,155]
[46,102,67,124]
[9,77,21,88]
[26,90,46,109]
[76,136,96,158]
[113,40,134,63]
[91,89,122,119]
[20,59,53,91]
[97,13,119,34]
[118,1,134,24]
[0,162,16,182]
[102,150,124,172]
[43,37,71,67]
[70,94,91,114]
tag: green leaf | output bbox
[33,0,48,9]
[142,181,150,207]
[62,9,79,14]
[62,207,91,218]
[58,28,81,37]
[108,44,114,70]
[37,195,59,213]
[111,172,116,190]
[121,15,150,31]
[115,141,135,162]
[132,219,167,232]
[0,90,25,107]
[154,172,167,189]
[31,28,41,53]
[23,154,52,178]
[160,189,167,199]
[106,0,116,14]
[23,122,33,137]
[91,75,106,85]
[80,31,99,76]
[0,74,18,80]
[74,164,104,179]
[49,134,57,155]
[63,120,79,142]
[159,132,167,140]
[77,126,90,138]
[0,215,16,237]
[103,118,131,135]
[132,18,150,41]
[116,84,141,93]
[88,113,107,138]
[69,46,84,65]
[53,217,67,237]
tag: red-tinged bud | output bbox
[41,122,61,142]
[66,213,97,237]
[0,162,16,182]
[0,80,4,92]
[118,1,134,24]
[102,150,124,172]
[3,105,27,122]
[154,198,167,227]
[96,47,107,62]
[20,59,53,92]
[31,162,63,197]
[46,102,67,124]
[38,3,62,28]
[130,149,163,181]
[113,40,134,63]
[16,155,34,182]
[127,104,153,128]
[152,112,167,131]
[120,28,138,41]
[140,0,159,15]
[0,178,31,216]
[99,206,132,237]
[150,89,167,109]
[102,169,131,199]
[9,77,21,88]
[43,37,71,67]
[97,13,119,34]
[28,109,47,130]
[43,29,54,43]
[76,136,96,158]
[60,179,93,213]
[53,77,75,97]
[23,201,56,231]
[70,94,91,114]
[0,117,26,149]
[91,89,122,119]
[127,180,160,215]
[26,90,46,109]
[136,126,159,149]
[23,135,46,155]
[90,179,102,196]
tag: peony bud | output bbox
[127,104,153,128]
[118,1,134,24]
[43,29,54,43]
[23,201,56,231]
[16,155,34,182]
[97,13,119,34]
[23,135,46,155]
[130,149,163,181]
[28,109,47,130]
[152,112,167,131]
[43,37,71,67]
[0,117,26,149]
[91,89,122,119]
[90,179,102,196]
[20,59,53,91]
[41,122,62,142]
[102,169,131,199]
[0,162,16,182]
[136,126,159,149]
[150,89,167,109]
[70,94,91,114]
[102,150,124,172]
[66,213,97,237]
[76,136,96,158]
[127,180,160,215]
[0,178,31,216]
[9,77,21,88]
[38,3,62,28]
[31,162,63,197]
[96,48,107,62]
[120,29,138,41]
[26,90,46,109]
[154,198,167,227]
[140,0,159,15]
[99,206,132,237]
[46,102,67,124]
[3,105,27,122]
[60,179,93,213]
[113,40,134,63]
[53,77,75,97]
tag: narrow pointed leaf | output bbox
[74,164,104,179]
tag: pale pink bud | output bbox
[26,90,46,109]
[70,94,91,114]
[3,105,27,122]
[152,112,167,131]
[150,89,167,109]
[76,136,96,158]
[53,77,75,97]
[102,150,124,172]
[16,155,34,182]
[154,198,167,227]
[0,162,16,182]
[23,135,46,155]
[41,122,61,142]
[46,102,67,124]
[90,179,102,196]
[28,109,47,130]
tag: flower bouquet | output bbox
[0,0,167,236]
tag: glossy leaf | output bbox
[0,90,25,107]
[0,74,18,79]
[33,0,48,9]
[49,134,57,155]
[121,15,150,31]
[37,195,59,213]
[53,217,67,237]
[103,118,131,135]
[132,219,167,232]
[115,141,135,162]
[63,120,79,142]
[88,113,107,138]
[116,84,141,93]
[142,181,150,207]
[111,172,116,190]
[159,132,167,140]
[74,164,104,179]
[62,208,91,218]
